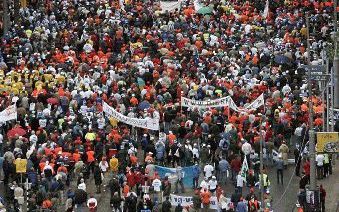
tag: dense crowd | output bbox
[0,0,339,211]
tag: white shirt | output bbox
[0,133,3,144]
[29,134,38,145]
[236,174,244,187]
[204,164,214,178]
[208,179,217,190]
[152,179,162,192]
[97,118,105,129]
[192,147,199,158]
[78,182,86,191]
[200,180,208,190]
[99,161,109,172]
[316,154,324,166]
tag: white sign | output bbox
[0,105,17,122]
[103,102,159,130]
[209,196,219,210]
[170,194,193,207]
[160,0,181,12]
[181,94,265,112]
[181,96,231,108]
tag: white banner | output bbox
[170,194,193,207]
[181,94,265,112]
[160,0,181,12]
[0,105,17,122]
[244,94,264,111]
[181,96,230,108]
[103,102,159,130]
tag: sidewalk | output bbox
[321,158,339,211]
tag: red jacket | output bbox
[303,162,310,176]
[126,171,136,187]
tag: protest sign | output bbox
[0,105,17,122]
[15,158,27,173]
[181,94,264,112]
[316,132,339,153]
[170,194,193,207]
[103,102,159,130]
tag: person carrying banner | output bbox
[192,163,201,189]
[175,165,185,194]
[162,196,172,212]
[200,188,211,212]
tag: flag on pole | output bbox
[240,157,249,182]
[263,0,269,19]
[245,93,265,111]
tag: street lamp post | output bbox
[306,13,317,193]
[305,14,320,212]
[334,0,339,109]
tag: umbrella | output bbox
[274,55,291,65]
[47,97,59,105]
[7,127,26,138]
[138,101,151,110]
[197,6,213,15]
[74,189,87,204]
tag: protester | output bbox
[276,155,284,184]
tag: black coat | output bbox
[162,200,172,212]
[93,166,102,185]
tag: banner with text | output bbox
[0,105,17,122]
[181,96,231,108]
[170,194,221,210]
[170,194,193,207]
[160,0,182,12]
[155,165,195,187]
[181,94,264,112]
[103,102,159,130]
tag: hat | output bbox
[148,152,153,155]
[212,176,216,179]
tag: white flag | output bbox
[240,157,249,182]
[263,0,269,19]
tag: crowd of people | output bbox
[1,0,339,211]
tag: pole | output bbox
[326,59,330,131]
[331,68,335,132]
[334,0,339,109]
[306,14,317,191]
[2,0,10,35]
[259,120,265,209]
[322,52,326,132]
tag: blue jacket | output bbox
[192,165,201,178]
[236,201,247,212]
[27,171,38,186]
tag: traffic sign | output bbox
[302,74,330,81]
[301,65,325,74]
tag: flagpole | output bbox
[259,114,265,209]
